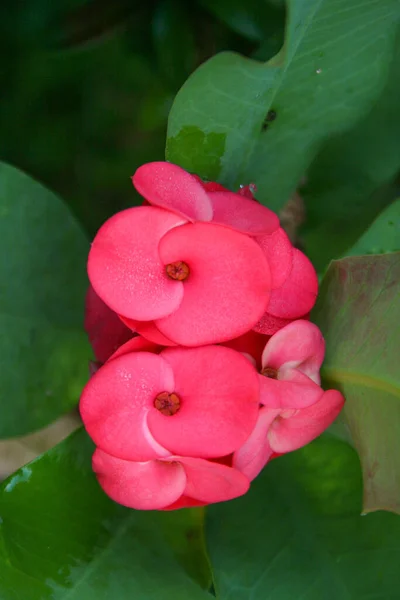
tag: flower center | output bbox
[165,261,190,281]
[261,366,278,379]
[154,392,181,416]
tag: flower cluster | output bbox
[80,161,344,510]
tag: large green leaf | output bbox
[312,253,400,513]
[167,0,400,210]
[207,436,400,599]
[0,428,211,599]
[0,163,90,438]
[344,199,400,257]
[302,37,400,271]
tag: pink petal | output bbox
[256,228,293,289]
[92,449,186,510]
[119,315,177,346]
[132,162,213,222]
[135,321,177,346]
[148,346,260,458]
[88,206,186,321]
[233,407,279,480]
[209,191,279,235]
[162,496,207,510]
[259,370,324,409]
[156,222,271,346]
[80,352,174,461]
[84,284,134,363]
[268,389,345,453]
[192,175,229,193]
[261,320,325,384]
[253,312,295,336]
[222,330,270,368]
[267,248,318,319]
[117,315,136,333]
[107,336,161,361]
[177,456,250,503]
[237,183,257,199]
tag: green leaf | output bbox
[0,428,212,598]
[344,199,400,257]
[207,436,400,599]
[167,0,400,210]
[0,163,90,438]
[312,253,400,514]
[301,36,400,270]
[197,0,284,43]
[152,0,197,90]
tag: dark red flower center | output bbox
[165,261,190,281]
[261,366,278,379]
[154,392,181,416]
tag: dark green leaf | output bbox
[344,199,400,257]
[0,163,90,438]
[313,253,400,514]
[197,0,284,43]
[167,0,400,210]
[207,436,400,599]
[0,429,212,598]
[302,37,400,270]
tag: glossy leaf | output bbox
[313,253,400,514]
[0,163,90,438]
[167,0,400,210]
[0,428,212,599]
[344,199,400,257]
[207,436,400,599]
[302,37,400,270]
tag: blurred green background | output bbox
[0,0,285,237]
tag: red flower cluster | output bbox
[80,162,344,510]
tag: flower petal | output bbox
[93,449,186,510]
[84,284,134,363]
[252,312,295,336]
[88,206,186,321]
[136,321,177,346]
[108,336,161,361]
[119,315,177,346]
[222,330,270,368]
[261,320,325,383]
[148,346,260,458]
[162,496,207,510]
[132,161,213,222]
[177,456,250,503]
[156,222,271,345]
[192,175,228,193]
[267,248,318,319]
[256,228,293,289]
[210,191,279,235]
[259,370,324,409]
[80,352,174,460]
[233,407,279,480]
[268,390,345,453]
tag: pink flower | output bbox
[252,228,318,334]
[193,165,319,334]
[80,162,340,511]
[80,344,260,510]
[88,162,318,348]
[84,284,134,363]
[88,207,271,347]
[231,320,345,480]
